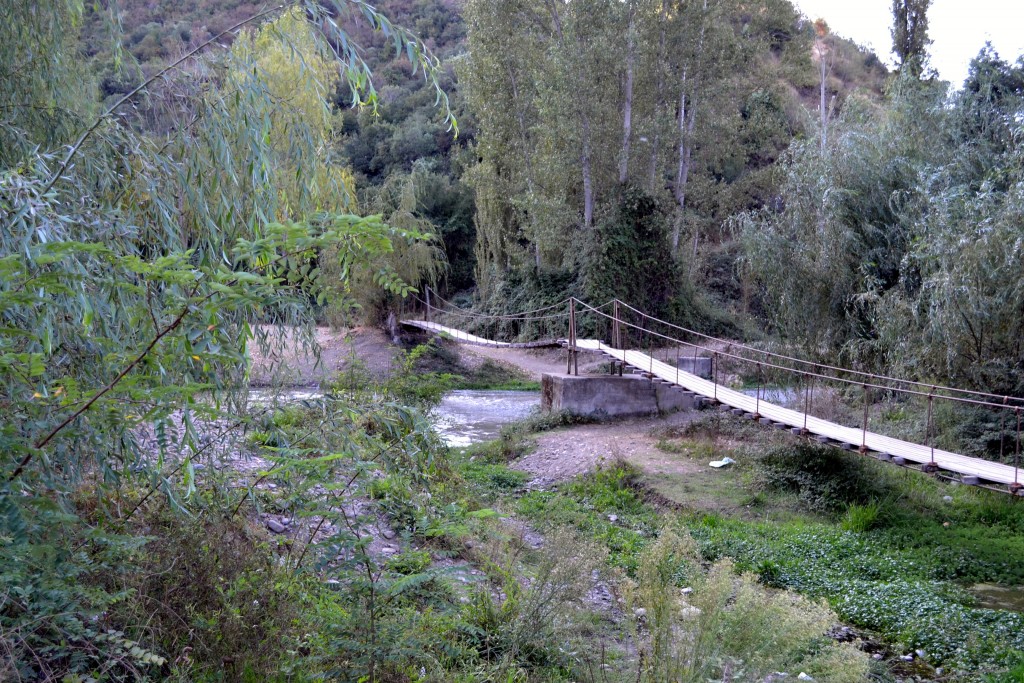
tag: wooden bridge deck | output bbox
[577,339,1020,488]
[403,316,1021,491]
[400,320,562,349]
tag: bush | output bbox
[460,461,529,492]
[753,442,887,513]
[628,528,871,683]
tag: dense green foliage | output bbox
[514,446,1024,678]
[744,50,1024,396]
[462,0,886,325]
[0,2,459,679]
[7,0,1024,679]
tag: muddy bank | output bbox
[247,325,402,387]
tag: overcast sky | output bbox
[791,0,1024,86]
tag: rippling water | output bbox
[247,387,324,405]
[432,390,540,447]
[247,387,539,448]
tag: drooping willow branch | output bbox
[41,4,290,197]
[8,243,325,483]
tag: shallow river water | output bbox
[247,387,541,448]
[431,389,540,447]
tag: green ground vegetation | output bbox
[506,411,1024,680]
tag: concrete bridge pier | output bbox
[541,373,696,418]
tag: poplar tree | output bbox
[891,0,931,77]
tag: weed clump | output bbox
[628,528,871,683]
[753,442,888,514]
[842,501,882,532]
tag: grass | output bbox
[498,411,1024,679]
[252,366,1024,680]
[517,463,659,574]
[410,339,541,391]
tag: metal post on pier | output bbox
[648,328,653,381]
[676,344,680,386]
[566,299,573,375]
[613,300,621,349]
[925,387,938,473]
[803,372,812,435]
[613,300,623,376]
[861,384,869,453]
[755,362,762,419]
[566,298,578,376]
[572,300,579,376]
[1014,408,1022,494]
[713,352,719,401]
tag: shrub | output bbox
[463,529,606,668]
[628,528,871,683]
[460,461,529,492]
[753,442,887,513]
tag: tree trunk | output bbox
[820,44,828,153]
[619,3,636,184]
[671,0,707,257]
[582,113,594,228]
[649,0,668,192]
[546,0,595,228]
[508,65,542,267]
[671,73,691,254]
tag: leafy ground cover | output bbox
[523,409,1024,680]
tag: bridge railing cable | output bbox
[577,299,1021,412]
[612,298,1024,407]
[409,291,575,345]
[573,297,1024,492]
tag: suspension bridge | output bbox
[402,293,1024,496]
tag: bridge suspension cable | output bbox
[611,299,1024,407]
[401,295,1023,494]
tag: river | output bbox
[430,389,540,447]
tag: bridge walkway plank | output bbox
[401,319,1021,490]
[400,320,562,349]
[576,339,1020,488]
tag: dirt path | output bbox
[459,345,607,381]
[249,326,401,386]
[516,411,703,487]
[459,343,708,487]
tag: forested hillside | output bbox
[84,0,887,304]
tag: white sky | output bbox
[792,0,1024,86]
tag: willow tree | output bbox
[740,76,949,366]
[876,50,1024,393]
[0,1,453,676]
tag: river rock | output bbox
[266,518,286,534]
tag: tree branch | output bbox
[41,4,290,197]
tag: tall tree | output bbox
[663,0,741,258]
[619,0,638,184]
[891,0,931,77]
[814,18,835,154]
